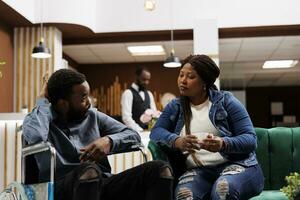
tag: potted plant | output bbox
[281,172,300,200]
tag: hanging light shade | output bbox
[164,50,181,68]
[32,38,51,59]
[163,0,181,68]
[31,0,51,59]
[163,29,181,68]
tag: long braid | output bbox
[180,96,191,135]
[180,95,203,166]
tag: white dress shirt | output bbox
[180,98,227,168]
[121,83,157,132]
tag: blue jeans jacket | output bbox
[150,89,258,167]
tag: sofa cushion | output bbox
[293,128,300,172]
[269,128,293,189]
[249,190,288,200]
[255,128,270,189]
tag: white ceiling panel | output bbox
[101,55,135,63]
[236,51,271,62]
[242,36,283,44]
[281,36,300,45]
[134,55,166,62]
[219,38,242,45]
[74,55,102,64]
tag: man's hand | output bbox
[79,136,112,163]
[174,135,200,153]
[39,72,49,99]
[200,133,224,152]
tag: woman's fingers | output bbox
[183,136,201,151]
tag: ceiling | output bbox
[63,35,300,88]
[1,1,300,89]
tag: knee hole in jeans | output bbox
[159,166,173,178]
[79,168,100,180]
[176,187,193,200]
[215,178,229,200]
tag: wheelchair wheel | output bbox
[0,182,28,200]
[0,189,18,200]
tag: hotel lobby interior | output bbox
[1,0,300,199]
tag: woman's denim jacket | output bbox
[150,89,258,167]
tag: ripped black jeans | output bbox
[175,163,264,200]
[55,160,173,200]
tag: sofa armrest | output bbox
[148,140,169,161]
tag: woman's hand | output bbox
[200,133,224,152]
[174,135,201,153]
[79,136,112,163]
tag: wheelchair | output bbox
[1,138,147,200]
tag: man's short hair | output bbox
[135,66,150,77]
[47,69,86,105]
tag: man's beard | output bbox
[137,83,146,91]
[68,105,89,121]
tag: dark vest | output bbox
[129,87,150,129]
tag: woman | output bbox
[150,55,264,200]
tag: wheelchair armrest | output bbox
[148,140,169,161]
[109,143,148,162]
[21,142,56,183]
[22,142,56,157]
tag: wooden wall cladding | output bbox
[91,76,163,116]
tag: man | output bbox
[121,66,157,132]
[22,69,173,200]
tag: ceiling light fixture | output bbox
[163,0,181,68]
[262,60,298,69]
[32,0,51,59]
[144,0,156,11]
[127,45,165,56]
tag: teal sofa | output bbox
[148,127,300,200]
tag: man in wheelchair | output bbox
[22,69,173,200]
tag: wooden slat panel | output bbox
[33,27,38,102]
[16,28,21,112]
[45,27,50,76]
[22,27,26,109]
[28,27,33,111]
[51,27,55,74]
[4,123,7,188]
[24,27,29,111]
[14,123,18,181]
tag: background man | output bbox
[121,66,157,132]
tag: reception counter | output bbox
[0,113,151,191]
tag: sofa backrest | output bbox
[255,127,300,190]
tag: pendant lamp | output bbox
[163,0,181,68]
[32,0,51,59]
[163,30,181,68]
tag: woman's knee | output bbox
[175,171,200,200]
[211,177,242,200]
[176,187,193,200]
[211,178,230,200]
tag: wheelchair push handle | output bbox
[21,142,56,183]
